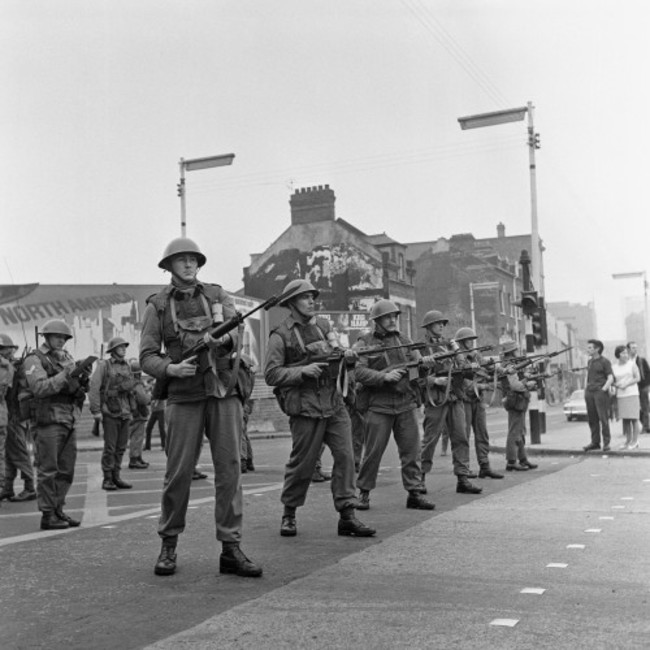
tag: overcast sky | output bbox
[2,0,647,341]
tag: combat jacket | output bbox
[131,378,151,421]
[353,329,420,415]
[421,333,465,404]
[140,281,237,404]
[498,358,531,412]
[0,356,15,427]
[88,357,136,419]
[264,315,344,418]
[461,350,491,403]
[21,344,80,428]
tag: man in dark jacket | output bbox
[628,341,650,432]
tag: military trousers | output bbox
[129,419,146,458]
[33,423,76,513]
[145,410,166,450]
[347,406,367,470]
[101,415,130,474]
[464,400,491,468]
[159,396,243,543]
[0,425,6,491]
[421,400,470,476]
[356,408,424,493]
[4,420,35,491]
[281,407,357,512]
[506,409,528,464]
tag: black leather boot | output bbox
[456,476,483,494]
[102,472,117,491]
[338,508,376,537]
[112,470,132,489]
[356,490,370,510]
[56,509,81,527]
[154,542,177,576]
[40,511,69,530]
[479,467,504,479]
[519,459,538,469]
[220,544,263,577]
[406,491,435,510]
[280,515,297,537]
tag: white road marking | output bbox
[546,563,568,568]
[584,528,602,533]
[599,516,614,520]
[520,588,546,595]
[566,544,585,549]
[490,619,519,627]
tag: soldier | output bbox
[127,359,151,469]
[419,310,482,495]
[140,237,261,578]
[455,327,503,480]
[264,279,376,538]
[89,337,136,491]
[498,340,539,471]
[352,300,434,511]
[21,320,88,530]
[0,334,36,503]
[0,333,17,504]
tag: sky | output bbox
[2,0,648,341]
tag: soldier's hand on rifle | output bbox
[420,355,438,368]
[384,368,406,383]
[431,376,448,387]
[203,332,231,349]
[343,349,358,362]
[166,355,198,378]
[302,362,329,379]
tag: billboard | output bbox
[0,284,263,369]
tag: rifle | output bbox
[154,287,297,399]
[503,347,572,373]
[424,344,494,364]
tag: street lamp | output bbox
[458,102,542,296]
[612,271,649,357]
[178,153,235,236]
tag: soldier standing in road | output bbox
[455,327,503,480]
[419,311,482,495]
[89,337,136,491]
[140,237,261,578]
[351,299,434,512]
[127,359,151,469]
[0,333,17,504]
[20,320,87,530]
[582,339,615,453]
[0,334,36,503]
[264,279,377,538]
[498,340,539,471]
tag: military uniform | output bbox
[0,354,15,496]
[353,329,425,498]
[89,356,136,487]
[420,332,472,478]
[501,370,533,468]
[265,315,358,514]
[128,367,151,468]
[21,343,81,523]
[140,281,245,545]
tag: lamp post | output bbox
[178,153,235,236]
[458,102,542,295]
[612,271,649,357]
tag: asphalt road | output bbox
[1,417,649,649]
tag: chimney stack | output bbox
[290,185,336,225]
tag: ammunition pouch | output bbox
[503,390,529,412]
[273,385,302,417]
[33,394,76,426]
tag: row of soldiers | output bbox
[0,236,542,581]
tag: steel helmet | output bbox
[106,336,129,354]
[129,358,141,373]
[0,333,18,349]
[369,299,401,321]
[455,327,478,342]
[158,237,207,270]
[421,310,448,328]
[40,319,73,340]
[501,340,519,355]
[278,279,320,307]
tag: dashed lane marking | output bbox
[599,516,614,520]
[520,588,546,594]
[566,544,586,549]
[546,563,568,568]
[584,528,602,533]
[490,619,519,627]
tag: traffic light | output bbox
[531,299,548,347]
[519,290,538,316]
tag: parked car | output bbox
[563,389,587,421]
